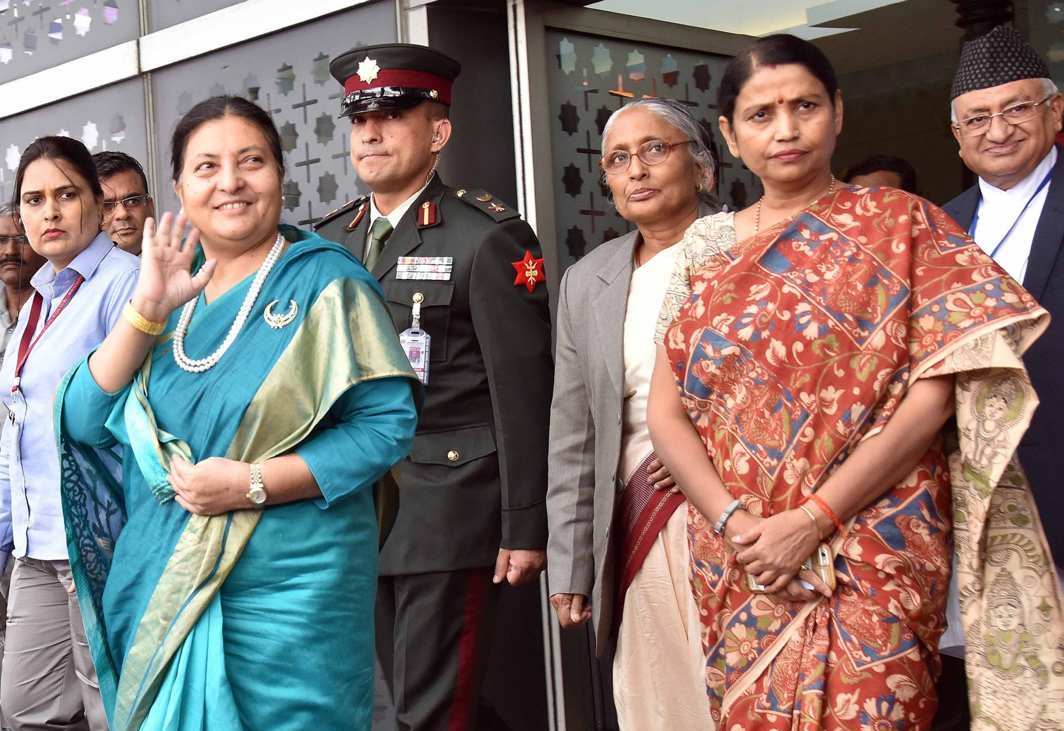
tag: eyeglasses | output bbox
[953,94,1058,136]
[102,194,151,214]
[601,139,694,175]
[0,235,29,247]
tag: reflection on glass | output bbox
[110,114,127,145]
[242,73,261,102]
[662,54,679,87]
[82,121,99,151]
[24,29,37,55]
[283,180,301,211]
[312,52,330,85]
[314,112,335,145]
[276,62,296,95]
[559,37,576,75]
[74,8,92,36]
[626,49,645,82]
[591,43,612,75]
[279,120,298,152]
[0,42,11,65]
[48,19,63,42]
[103,0,119,25]
[5,144,20,172]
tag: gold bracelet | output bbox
[123,302,166,336]
[798,504,820,536]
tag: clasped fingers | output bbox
[169,456,248,516]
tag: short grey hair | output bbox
[950,77,1059,122]
[0,203,16,221]
[601,98,718,207]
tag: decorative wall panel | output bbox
[0,76,147,203]
[546,29,756,272]
[150,0,395,226]
[0,0,139,84]
[148,0,243,31]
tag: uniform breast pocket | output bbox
[385,282,453,362]
[403,424,500,485]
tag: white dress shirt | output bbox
[972,146,1057,283]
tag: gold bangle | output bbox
[799,504,820,536]
[123,302,166,336]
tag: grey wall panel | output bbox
[150,0,396,227]
[0,1,139,85]
[0,77,148,203]
[148,0,243,32]
[427,3,518,207]
[545,29,756,272]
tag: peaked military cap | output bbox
[951,24,1052,100]
[330,43,462,118]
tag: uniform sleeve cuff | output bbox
[501,501,548,549]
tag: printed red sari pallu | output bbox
[662,185,1064,730]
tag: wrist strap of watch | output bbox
[246,462,266,508]
[713,498,743,536]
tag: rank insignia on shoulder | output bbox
[512,250,545,292]
[455,188,520,223]
[313,196,368,231]
[417,200,440,228]
[347,200,369,230]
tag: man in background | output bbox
[92,151,154,255]
[935,23,1063,731]
[842,153,918,192]
[0,203,45,724]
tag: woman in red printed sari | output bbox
[648,34,1064,730]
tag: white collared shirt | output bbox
[365,178,432,258]
[972,146,1057,283]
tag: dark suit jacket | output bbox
[315,175,554,575]
[944,145,1064,565]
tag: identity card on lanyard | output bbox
[11,274,85,395]
[400,291,430,384]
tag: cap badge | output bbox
[357,56,381,84]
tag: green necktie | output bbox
[365,216,394,271]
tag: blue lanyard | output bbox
[968,169,1054,259]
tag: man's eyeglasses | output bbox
[601,139,694,175]
[0,235,29,247]
[102,194,151,214]
[953,94,1058,136]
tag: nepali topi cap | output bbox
[330,43,462,118]
[951,24,1052,101]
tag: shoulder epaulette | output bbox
[452,188,520,223]
[313,196,368,231]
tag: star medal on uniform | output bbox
[512,250,545,293]
[357,56,381,84]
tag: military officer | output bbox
[316,43,553,731]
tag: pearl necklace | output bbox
[172,232,285,374]
[755,176,837,234]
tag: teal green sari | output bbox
[56,227,418,731]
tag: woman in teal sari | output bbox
[56,96,419,730]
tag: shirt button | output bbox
[447,449,460,462]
